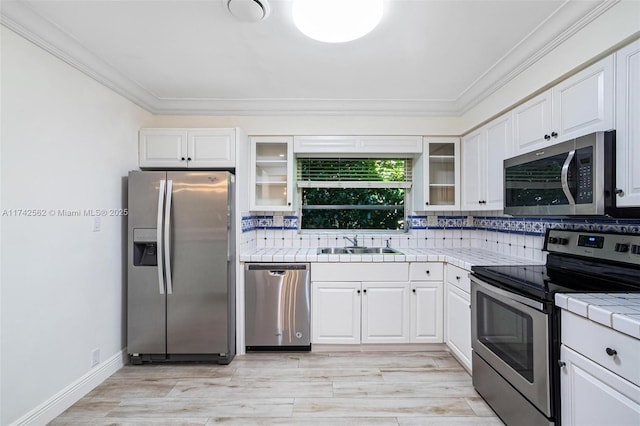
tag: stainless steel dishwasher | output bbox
[244,263,311,351]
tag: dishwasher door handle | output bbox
[268,271,286,277]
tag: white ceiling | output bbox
[0,0,614,115]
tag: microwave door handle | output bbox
[561,150,576,205]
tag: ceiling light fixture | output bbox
[292,0,384,43]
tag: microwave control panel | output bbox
[575,146,593,204]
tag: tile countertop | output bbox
[239,247,540,270]
[555,293,640,339]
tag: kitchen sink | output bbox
[317,247,401,255]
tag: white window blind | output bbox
[296,158,413,188]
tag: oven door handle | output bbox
[471,276,545,311]
[561,150,576,205]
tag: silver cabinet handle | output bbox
[164,179,173,294]
[156,180,166,295]
[561,150,576,205]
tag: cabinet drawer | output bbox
[562,310,640,386]
[410,262,444,281]
[446,264,470,293]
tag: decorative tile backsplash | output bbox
[245,214,640,235]
[240,212,640,263]
[241,215,299,232]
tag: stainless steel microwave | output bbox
[504,131,625,216]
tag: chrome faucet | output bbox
[343,235,359,247]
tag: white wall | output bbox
[0,27,152,425]
[460,0,640,131]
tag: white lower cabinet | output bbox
[311,262,444,346]
[361,282,410,343]
[560,345,640,426]
[559,310,640,425]
[311,281,410,344]
[409,262,444,343]
[410,282,443,343]
[445,264,472,371]
[312,282,361,344]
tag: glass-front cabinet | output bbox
[250,136,294,211]
[413,137,460,210]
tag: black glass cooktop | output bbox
[471,254,640,302]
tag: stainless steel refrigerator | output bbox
[127,171,235,364]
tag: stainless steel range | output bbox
[471,228,640,426]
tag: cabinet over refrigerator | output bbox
[127,171,235,364]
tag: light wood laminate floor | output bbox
[51,351,503,425]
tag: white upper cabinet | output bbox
[461,114,509,211]
[512,91,553,156]
[461,130,483,211]
[139,129,187,168]
[511,55,614,157]
[250,136,294,211]
[615,39,640,208]
[139,128,237,168]
[186,129,236,168]
[293,135,422,154]
[413,137,460,211]
[552,55,614,141]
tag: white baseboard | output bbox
[12,349,127,426]
[311,343,448,353]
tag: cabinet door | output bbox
[361,282,410,343]
[512,91,553,156]
[445,282,471,371]
[187,129,236,168]
[414,137,460,211]
[615,40,640,207]
[410,282,443,343]
[311,282,361,344]
[560,345,640,426]
[139,129,187,168]
[461,130,484,210]
[250,137,294,211]
[552,55,614,142]
[484,114,510,210]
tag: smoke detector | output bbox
[225,0,270,22]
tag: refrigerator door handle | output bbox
[164,179,174,294]
[156,179,166,295]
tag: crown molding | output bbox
[0,0,618,117]
[0,1,159,112]
[456,0,619,115]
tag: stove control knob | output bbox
[615,243,630,253]
[548,237,559,244]
[557,238,569,245]
[631,245,640,255]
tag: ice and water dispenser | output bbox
[132,228,158,266]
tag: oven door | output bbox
[471,276,551,417]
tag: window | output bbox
[297,157,412,230]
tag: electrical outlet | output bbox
[272,215,284,227]
[427,215,438,226]
[92,217,101,232]
[91,348,100,367]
